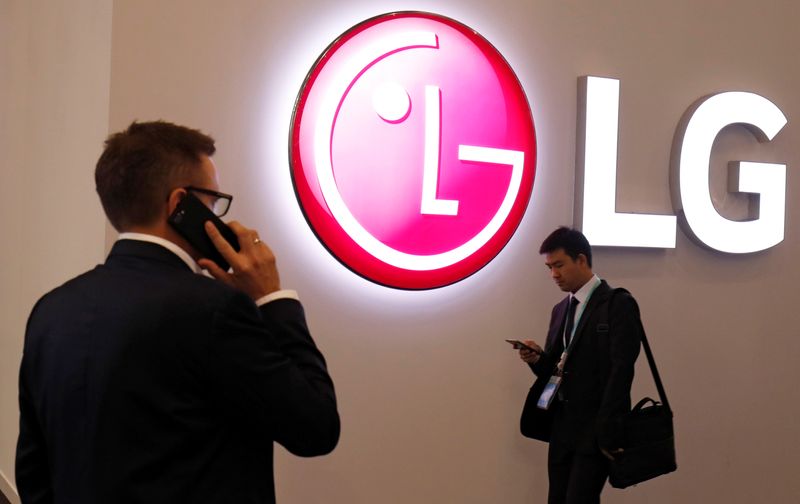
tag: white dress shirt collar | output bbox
[572,274,601,305]
[117,232,202,274]
[115,232,300,306]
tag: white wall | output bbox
[4,0,800,503]
[0,0,112,501]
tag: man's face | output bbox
[544,248,590,294]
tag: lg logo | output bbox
[290,12,536,289]
[579,76,787,254]
[290,12,789,289]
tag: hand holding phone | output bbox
[505,339,538,352]
[200,220,282,301]
[168,191,281,300]
[509,339,543,364]
[168,191,240,270]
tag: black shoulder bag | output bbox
[606,288,677,489]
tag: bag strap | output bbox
[606,288,672,413]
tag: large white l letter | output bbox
[578,76,677,248]
[675,92,787,253]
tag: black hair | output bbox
[539,226,592,267]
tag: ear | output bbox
[576,253,588,267]
[166,187,188,217]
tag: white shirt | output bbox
[564,274,601,346]
[117,232,299,306]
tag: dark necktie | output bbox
[564,296,580,347]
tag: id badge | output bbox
[536,375,562,410]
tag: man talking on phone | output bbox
[518,227,642,504]
[16,121,339,504]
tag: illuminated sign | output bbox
[674,91,787,253]
[578,77,678,248]
[578,76,787,253]
[290,12,536,289]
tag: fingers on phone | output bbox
[226,221,265,251]
[523,340,541,353]
[226,221,252,242]
[204,221,238,260]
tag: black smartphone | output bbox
[168,191,240,271]
[505,339,539,352]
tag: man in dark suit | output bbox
[519,227,642,504]
[16,121,340,504]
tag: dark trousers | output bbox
[547,441,609,504]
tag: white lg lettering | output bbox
[578,76,788,253]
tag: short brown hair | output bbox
[95,121,216,231]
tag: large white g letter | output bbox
[674,92,787,253]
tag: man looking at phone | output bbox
[16,121,339,504]
[518,227,642,504]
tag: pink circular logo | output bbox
[290,11,536,289]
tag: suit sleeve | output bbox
[206,292,339,457]
[596,291,642,449]
[16,305,54,504]
[529,302,563,378]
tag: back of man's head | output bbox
[95,121,216,231]
[539,226,593,267]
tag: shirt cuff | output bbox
[255,289,300,306]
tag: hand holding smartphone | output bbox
[505,339,540,353]
[168,191,240,270]
[168,190,282,300]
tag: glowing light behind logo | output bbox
[675,92,787,253]
[291,12,536,289]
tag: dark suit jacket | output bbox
[521,280,642,453]
[16,239,340,504]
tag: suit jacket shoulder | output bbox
[17,239,339,504]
